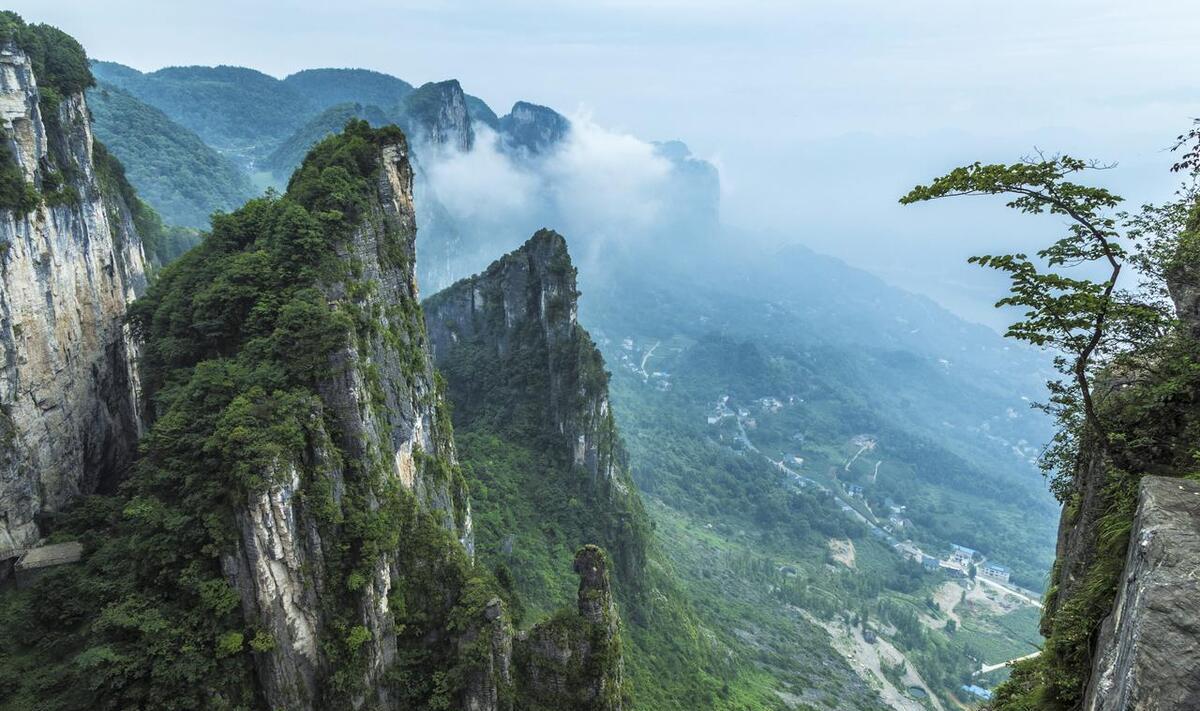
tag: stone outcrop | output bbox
[401,79,474,152]
[1083,476,1200,711]
[0,39,146,554]
[516,546,626,711]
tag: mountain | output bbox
[282,67,413,113]
[497,101,570,155]
[0,13,147,555]
[400,79,475,152]
[263,102,392,181]
[91,61,316,158]
[30,39,1073,709]
[87,81,256,228]
[424,230,650,612]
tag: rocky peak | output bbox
[400,79,474,152]
[423,229,629,484]
[516,545,627,710]
[498,100,570,154]
[574,544,616,625]
[0,18,146,555]
[425,228,577,357]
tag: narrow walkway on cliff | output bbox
[977,650,1041,676]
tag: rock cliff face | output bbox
[0,38,146,554]
[424,229,632,490]
[215,135,475,710]
[1083,476,1200,710]
[402,79,474,152]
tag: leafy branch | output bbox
[900,156,1127,459]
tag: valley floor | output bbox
[642,489,1043,710]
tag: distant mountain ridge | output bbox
[86,80,255,228]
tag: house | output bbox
[921,555,939,572]
[758,396,783,413]
[960,684,993,701]
[949,544,978,565]
[863,629,877,643]
[888,514,906,529]
[846,484,864,498]
[981,562,1011,584]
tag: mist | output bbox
[14,0,1200,326]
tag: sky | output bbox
[16,0,1200,326]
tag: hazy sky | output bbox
[16,0,1200,326]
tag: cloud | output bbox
[417,111,683,268]
[421,124,536,224]
[542,111,673,241]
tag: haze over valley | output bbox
[1,4,1198,711]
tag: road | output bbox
[734,417,892,540]
[977,575,1043,609]
[639,341,660,375]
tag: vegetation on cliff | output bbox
[903,142,1200,709]
[0,11,93,212]
[0,121,485,710]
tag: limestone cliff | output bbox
[207,130,476,709]
[0,28,146,555]
[401,79,474,153]
[423,229,649,608]
[1083,476,1200,710]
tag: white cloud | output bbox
[421,124,536,223]
[543,111,673,240]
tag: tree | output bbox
[900,156,1166,496]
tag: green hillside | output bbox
[88,81,256,228]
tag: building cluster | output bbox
[616,337,672,390]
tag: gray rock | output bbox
[1084,476,1200,711]
[220,137,476,710]
[0,40,146,555]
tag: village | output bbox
[706,391,1041,706]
